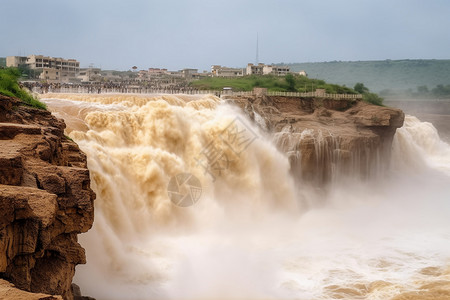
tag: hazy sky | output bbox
[2,0,450,71]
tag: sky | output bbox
[1,0,450,71]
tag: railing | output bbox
[32,86,362,100]
[221,90,254,96]
[33,86,222,95]
[266,91,362,99]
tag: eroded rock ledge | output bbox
[0,95,95,300]
[226,95,405,183]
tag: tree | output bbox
[285,73,296,92]
[352,82,384,105]
[363,93,384,106]
[432,84,450,97]
[354,82,369,94]
[417,85,429,95]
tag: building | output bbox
[262,65,290,76]
[246,63,291,76]
[211,65,245,77]
[6,55,80,82]
[138,70,149,80]
[39,68,60,81]
[100,70,122,82]
[246,63,265,75]
[181,68,199,79]
[6,56,27,67]
[148,68,168,77]
[135,68,170,81]
[77,68,102,82]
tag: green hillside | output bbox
[190,74,356,94]
[0,68,46,109]
[191,74,384,105]
[286,59,450,93]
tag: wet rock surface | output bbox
[226,95,405,183]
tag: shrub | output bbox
[0,68,46,109]
[363,92,384,106]
[285,74,296,91]
[354,82,384,106]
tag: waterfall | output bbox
[42,94,450,300]
[392,115,450,176]
[273,126,382,184]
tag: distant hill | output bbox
[286,59,450,93]
[0,57,6,67]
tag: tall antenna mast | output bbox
[256,33,259,64]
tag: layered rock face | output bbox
[0,95,95,299]
[226,95,405,184]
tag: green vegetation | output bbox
[65,135,74,142]
[191,74,387,105]
[354,83,384,106]
[431,84,450,97]
[286,59,450,93]
[191,74,383,105]
[0,68,46,109]
[354,82,369,94]
[380,84,450,99]
[17,64,40,80]
[285,73,296,92]
[362,93,384,106]
[190,74,357,94]
[0,57,6,67]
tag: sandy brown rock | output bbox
[225,95,405,183]
[0,95,95,300]
[0,279,63,300]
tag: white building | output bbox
[39,68,60,81]
[211,65,245,77]
[246,63,291,76]
[6,56,27,67]
[262,65,290,76]
[6,55,80,82]
[77,68,102,82]
[246,63,265,75]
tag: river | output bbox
[41,94,450,300]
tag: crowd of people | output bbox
[19,81,207,95]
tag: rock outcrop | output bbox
[225,95,405,183]
[0,95,95,299]
[0,279,63,300]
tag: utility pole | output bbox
[256,33,259,65]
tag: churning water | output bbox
[42,94,450,300]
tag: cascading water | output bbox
[273,126,382,184]
[392,115,450,176]
[41,94,450,300]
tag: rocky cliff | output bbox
[225,95,405,183]
[0,95,95,299]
